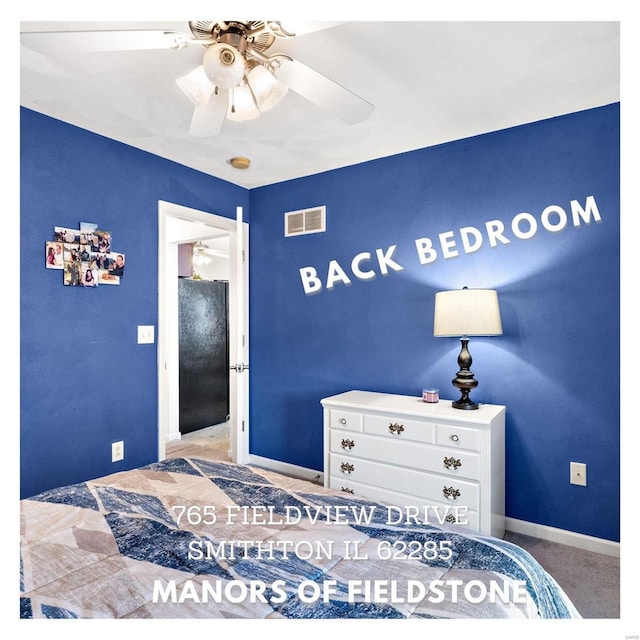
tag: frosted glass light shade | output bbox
[203,43,245,89]
[192,243,211,266]
[247,64,289,111]
[176,66,215,109]
[434,288,502,337]
[227,84,260,121]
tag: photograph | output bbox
[107,251,125,277]
[44,241,63,269]
[62,255,81,286]
[97,268,119,285]
[62,242,79,263]
[95,229,111,253]
[54,225,79,244]
[81,260,98,287]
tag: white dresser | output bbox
[321,390,506,537]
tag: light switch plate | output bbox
[137,325,155,344]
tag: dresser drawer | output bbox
[329,428,481,480]
[329,454,479,510]
[329,410,363,432]
[328,477,480,531]
[436,423,482,452]
[363,414,435,444]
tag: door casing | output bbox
[157,200,249,463]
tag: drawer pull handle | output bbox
[450,434,459,442]
[445,513,457,524]
[443,486,461,500]
[341,487,354,494]
[341,462,355,474]
[340,418,347,425]
[443,456,462,470]
[388,422,405,435]
[341,438,355,450]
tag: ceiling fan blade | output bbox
[20,29,193,54]
[188,90,228,137]
[274,58,374,125]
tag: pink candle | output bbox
[423,389,439,403]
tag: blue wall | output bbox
[249,104,620,542]
[20,108,248,499]
[20,104,620,543]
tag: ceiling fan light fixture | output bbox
[247,63,289,112]
[176,65,215,109]
[192,242,212,266]
[227,84,260,121]
[203,43,245,89]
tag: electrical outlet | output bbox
[570,461,587,486]
[112,441,124,462]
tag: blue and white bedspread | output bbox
[20,457,581,619]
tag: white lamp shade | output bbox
[176,66,215,110]
[247,64,289,111]
[203,43,245,89]
[434,288,502,337]
[227,84,260,121]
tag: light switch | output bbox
[138,325,155,344]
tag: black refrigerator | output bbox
[178,278,230,435]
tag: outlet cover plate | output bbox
[570,461,587,486]
[112,441,124,462]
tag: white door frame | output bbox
[157,200,249,463]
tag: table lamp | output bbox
[433,287,502,410]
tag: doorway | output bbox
[157,201,249,464]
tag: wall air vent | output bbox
[284,206,326,237]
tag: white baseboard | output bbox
[247,454,323,485]
[505,517,619,558]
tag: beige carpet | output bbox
[503,531,619,618]
[166,423,231,462]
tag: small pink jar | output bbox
[423,388,439,403]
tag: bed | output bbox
[20,456,580,619]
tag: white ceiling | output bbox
[19,20,620,190]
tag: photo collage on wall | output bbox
[45,222,125,286]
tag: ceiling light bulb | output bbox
[227,84,260,121]
[203,43,245,89]
[247,64,289,112]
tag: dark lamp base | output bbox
[451,337,480,410]
[452,397,479,410]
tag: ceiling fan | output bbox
[20,21,375,137]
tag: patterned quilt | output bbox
[20,457,581,619]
